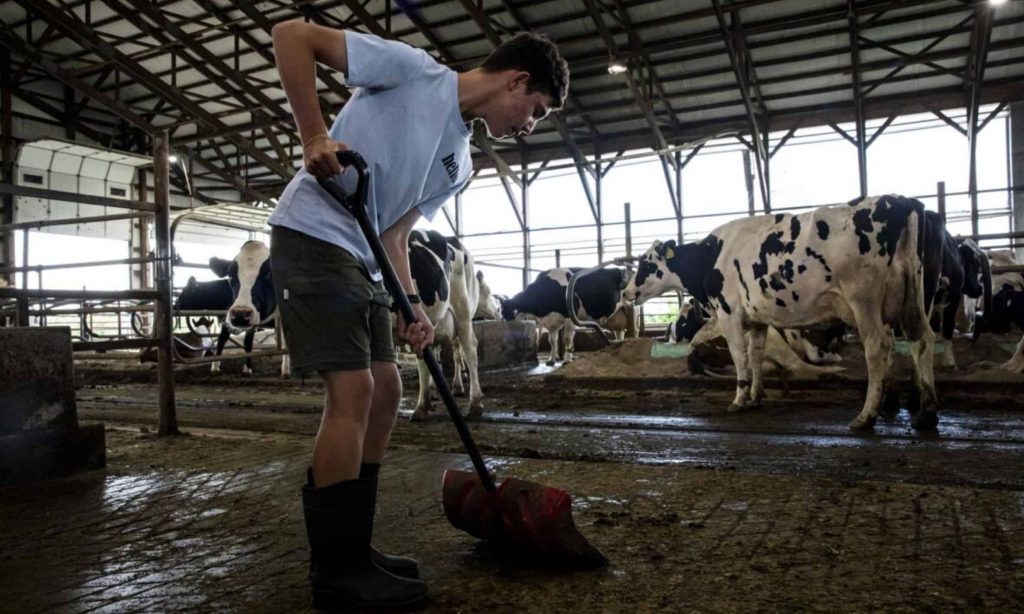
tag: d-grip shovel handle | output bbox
[316,150,497,494]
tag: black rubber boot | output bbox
[306,468,422,580]
[361,463,422,580]
[302,477,427,611]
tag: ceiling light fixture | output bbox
[607,61,627,75]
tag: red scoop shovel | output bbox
[318,151,606,569]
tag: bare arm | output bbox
[382,208,435,353]
[271,20,349,177]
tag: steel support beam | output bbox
[966,4,995,237]
[849,5,868,197]
[152,131,177,436]
[1,45,13,285]
[582,0,671,155]
[18,0,293,181]
[712,0,770,212]
[1010,103,1024,261]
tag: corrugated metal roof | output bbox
[2,0,1023,201]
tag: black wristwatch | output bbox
[392,293,421,312]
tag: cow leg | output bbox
[563,320,577,363]
[242,328,255,375]
[546,327,560,366]
[746,324,768,405]
[937,300,958,370]
[1001,334,1024,372]
[453,312,484,417]
[906,331,939,431]
[849,309,894,431]
[412,358,433,420]
[212,322,231,373]
[451,339,466,396]
[279,329,290,378]
[719,316,754,412]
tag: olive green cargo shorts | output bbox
[270,226,396,376]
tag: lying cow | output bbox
[665,300,707,343]
[501,267,628,365]
[139,316,216,363]
[665,299,843,373]
[407,230,482,419]
[209,241,290,377]
[626,195,941,430]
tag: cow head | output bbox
[958,238,992,333]
[210,241,274,329]
[624,240,683,304]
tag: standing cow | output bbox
[473,270,500,320]
[501,267,629,366]
[406,230,482,419]
[209,240,289,377]
[625,195,941,431]
[924,212,992,369]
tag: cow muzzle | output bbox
[229,307,259,328]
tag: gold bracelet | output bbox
[302,133,329,148]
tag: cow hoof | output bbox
[907,388,923,415]
[465,407,484,421]
[911,410,939,431]
[242,367,253,376]
[727,402,757,413]
[410,407,431,422]
[880,391,901,419]
[545,360,557,367]
[848,414,877,431]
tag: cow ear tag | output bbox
[665,247,675,259]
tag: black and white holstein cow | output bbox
[921,211,992,369]
[973,250,1024,372]
[501,267,629,366]
[407,230,482,419]
[625,195,942,430]
[209,241,290,377]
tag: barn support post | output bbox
[153,131,178,437]
[938,181,947,226]
[595,149,604,263]
[0,45,13,287]
[1010,103,1024,261]
[675,150,683,244]
[21,228,28,290]
[743,150,755,216]
[624,202,632,258]
[555,249,561,268]
[521,161,530,290]
[848,6,868,198]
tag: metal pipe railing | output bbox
[0,182,156,212]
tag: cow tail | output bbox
[901,202,929,337]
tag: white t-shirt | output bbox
[268,31,473,280]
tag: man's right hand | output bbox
[304,135,348,181]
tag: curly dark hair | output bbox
[480,32,570,109]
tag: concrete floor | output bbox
[2,361,1023,612]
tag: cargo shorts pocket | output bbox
[277,274,377,370]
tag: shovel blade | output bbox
[442,469,607,569]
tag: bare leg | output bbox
[314,369,374,487]
[363,361,401,463]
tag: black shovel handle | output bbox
[316,150,496,494]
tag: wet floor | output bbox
[2,361,1022,611]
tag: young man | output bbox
[268,21,569,610]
